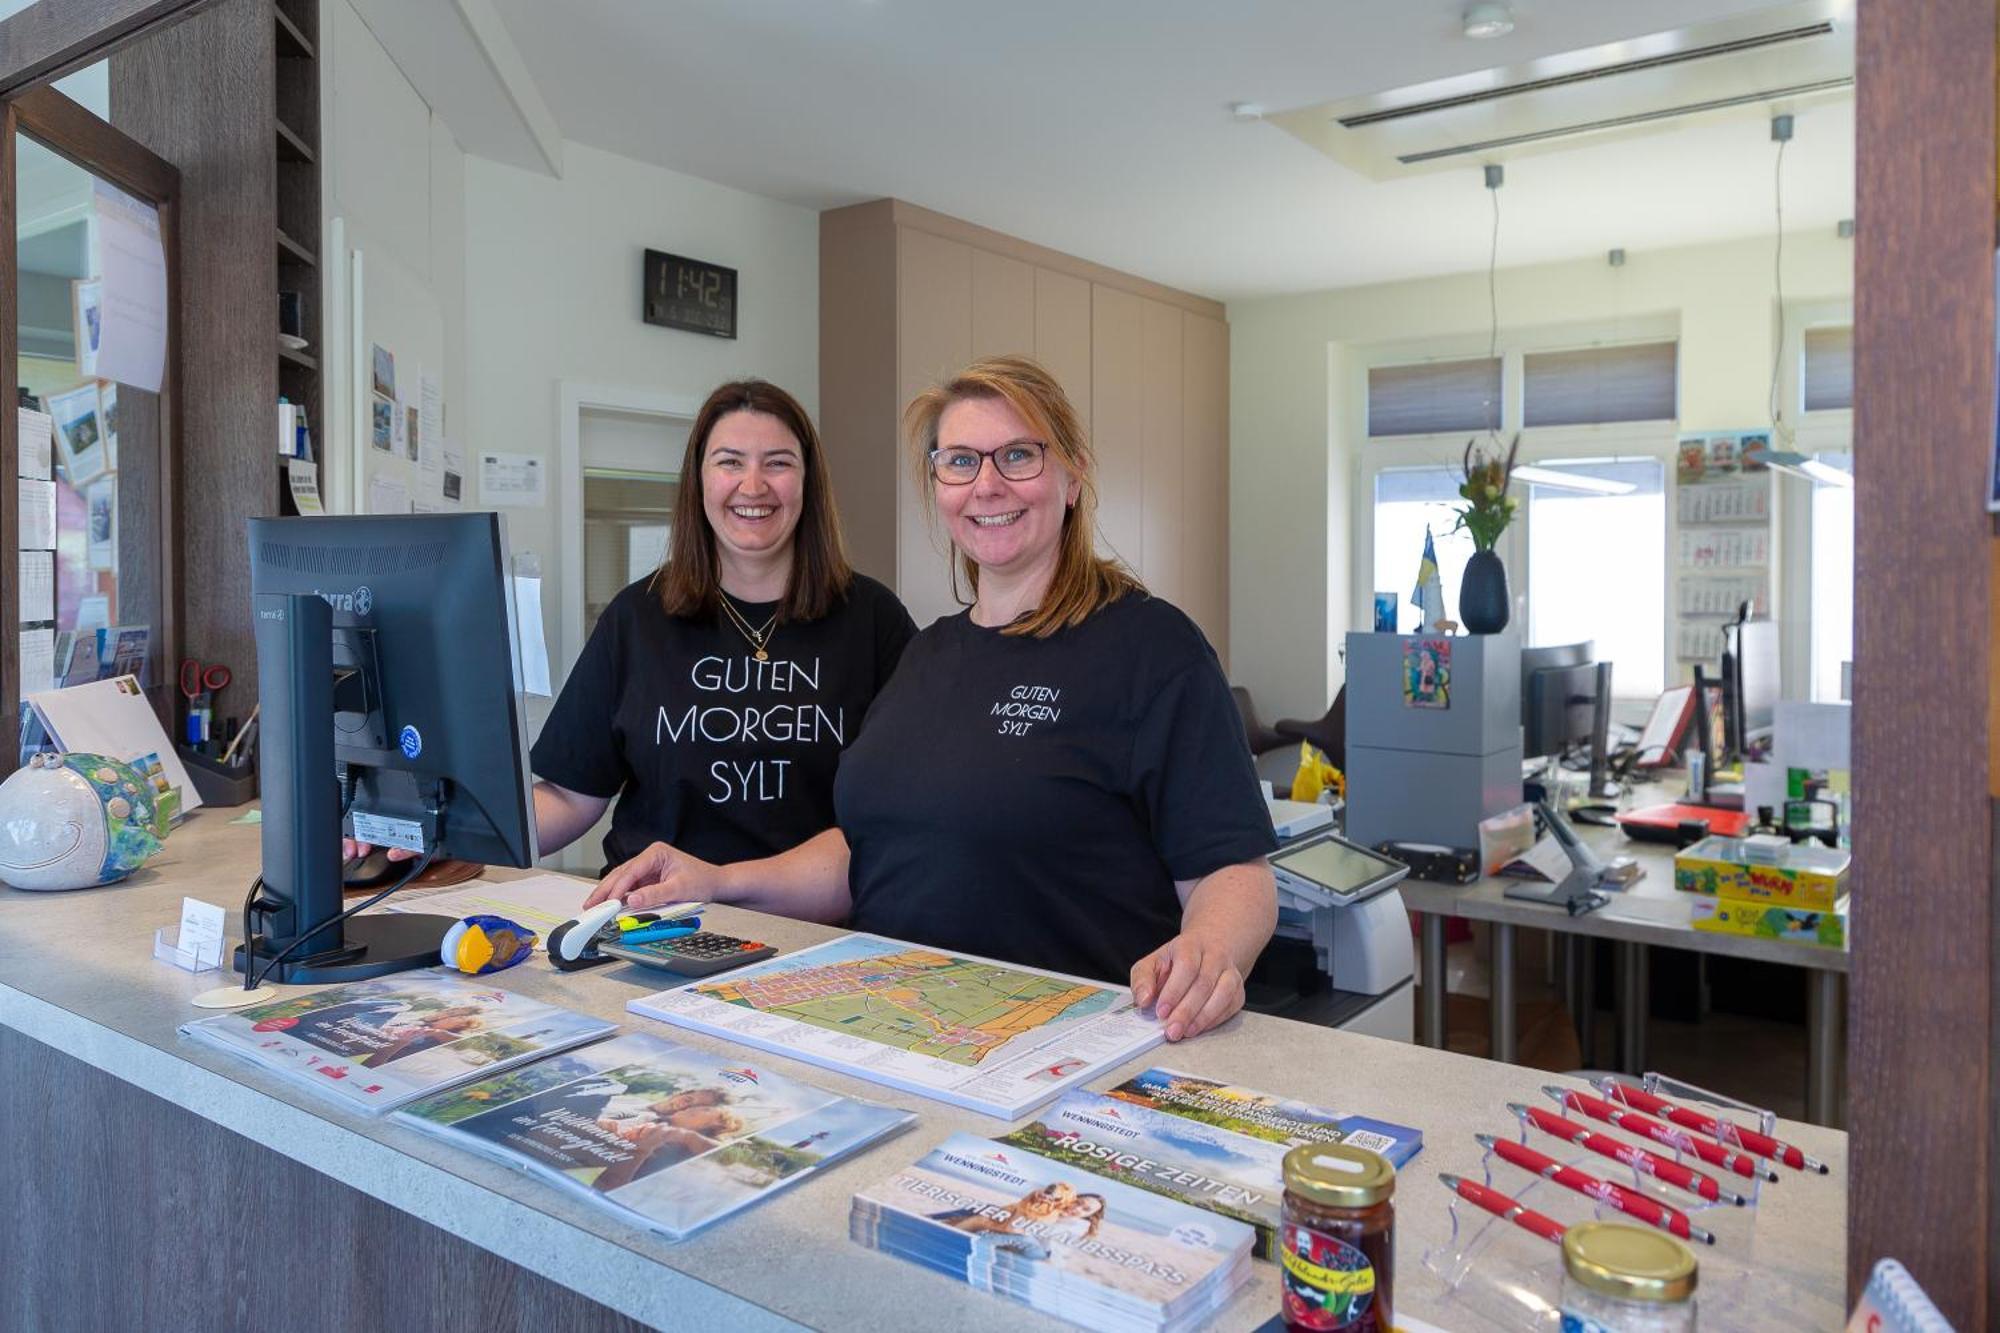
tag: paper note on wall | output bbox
[366,472,410,515]
[92,181,168,392]
[18,630,53,696]
[481,453,545,507]
[440,438,465,506]
[18,478,55,550]
[19,549,53,622]
[17,409,52,480]
[286,458,325,515]
[419,372,443,479]
[512,576,552,696]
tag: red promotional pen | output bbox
[1509,1103,1747,1206]
[1598,1078,1830,1175]
[1476,1134,1716,1245]
[1547,1085,1780,1184]
[1438,1173,1567,1244]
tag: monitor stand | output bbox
[234,591,454,986]
[234,912,456,984]
[1501,801,1610,915]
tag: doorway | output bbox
[549,384,696,870]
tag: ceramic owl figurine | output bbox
[0,752,170,891]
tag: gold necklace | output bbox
[719,594,779,661]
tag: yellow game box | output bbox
[1689,895,1848,949]
[1673,835,1849,912]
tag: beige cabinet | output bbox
[821,199,1230,665]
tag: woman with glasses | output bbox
[592,357,1276,1043]
[355,379,915,875]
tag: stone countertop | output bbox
[0,810,1849,1330]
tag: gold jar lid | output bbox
[1562,1222,1698,1303]
[1282,1143,1395,1208]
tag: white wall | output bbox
[462,141,820,718]
[320,0,820,738]
[1226,230,1854,721]
[320,0,467,516]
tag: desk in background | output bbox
[1400,813,1848,1126]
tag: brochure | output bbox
[178,971,615,1114]
[850,1131,1255,1333]
[629,932,1163,1120]
[398,1032,914,1241]
[1104,1066,1424,1162]
[1001,1072,1422,1259]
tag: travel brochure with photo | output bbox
[850,1130,1255,1333]
[1001,1069,1423,1258]
[178,971,616,1113]
[398,1031,913,1241]
[628,932,1164,1119]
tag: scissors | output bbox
[179,658,231,749]
[179,657,231,699]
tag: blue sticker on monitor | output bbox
[398,725,423,760]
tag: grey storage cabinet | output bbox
[1343,630,1523,852]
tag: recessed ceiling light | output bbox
[1463,3,1515,39]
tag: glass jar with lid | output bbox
[1560,1221,1698,1332]
[1279,1143,1394,1332]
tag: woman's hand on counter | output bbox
[586,841,722,912]
[1130,933,1247,1043]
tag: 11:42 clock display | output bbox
[643,249,737,339]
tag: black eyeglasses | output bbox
[928,441,1047,485]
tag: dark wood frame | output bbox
[0,85,183,760]
[0,0,205,97]
[1847,1,1997,1321]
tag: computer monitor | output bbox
[1725,617,1780,761]
[1521,642,1614,797]
[240,512,537,983]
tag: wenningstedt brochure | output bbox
[998,1069,1421,1258]
[178,971,616,1114]
[397,1032,914,1241]
[850,1131,1255,1333]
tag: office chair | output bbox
[1275,686,1346,771]
[1231,687,1289,756]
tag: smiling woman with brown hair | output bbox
[592,357,1276,1044]
[349,379,916,877]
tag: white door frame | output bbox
[555,380,702,684]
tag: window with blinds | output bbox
[1802,326,1854,412]
[1367,357,1502,438]
[1521,341,1678,428]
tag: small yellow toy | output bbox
[1289,741,1346,804]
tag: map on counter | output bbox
[627,934,1164,1120]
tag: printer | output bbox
[1259,797,1415,1041]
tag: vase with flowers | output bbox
[1453,433,1519,633]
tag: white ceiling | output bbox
[475,0,1854,301]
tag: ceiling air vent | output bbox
[1267,0,1852,179]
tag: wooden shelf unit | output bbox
[272,0,321,511]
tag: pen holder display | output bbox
[1422,1076,1839,1330]
[175,744,258,808]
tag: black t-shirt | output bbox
[834,592,1277,984]
[531,574,916,874]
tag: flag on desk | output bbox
[1413,527,1447,630]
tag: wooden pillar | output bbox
[1848,0,1996,1320]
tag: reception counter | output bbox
[0,811,1849,1331]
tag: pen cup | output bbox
[175,744,258,808]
